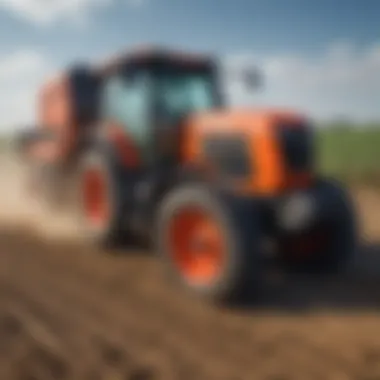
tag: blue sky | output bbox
[0,0,379,128]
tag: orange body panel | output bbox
[181,109,313,197]
[37,75,77,162]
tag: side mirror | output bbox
[225,63,263,93]
[241,67,262,91]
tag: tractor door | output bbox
[152,62,222,159]
[102,66,154,166]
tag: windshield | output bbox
[156,67,219,118]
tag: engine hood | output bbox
[187,108,309,134]
[181,107,314,196]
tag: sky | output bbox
[0,0,379,129]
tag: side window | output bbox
[103,70,152,158]
[157,71,216,121]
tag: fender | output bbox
[151,162,216,207]
[85,125,140,173]
[102,122,141,169]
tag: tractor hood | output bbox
[188,108,309,134]
[182,108,314,195]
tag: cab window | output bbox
[156,68,219,121]
[102,69,153,161]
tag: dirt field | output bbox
[1,156,380,379]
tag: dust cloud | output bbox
[0,151,81,242]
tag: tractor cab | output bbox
[97,48,225,167]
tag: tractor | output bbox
[16,46,357,304]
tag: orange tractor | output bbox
[17,46,357,303]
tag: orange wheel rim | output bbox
[168,208,225,285]
[83,169,109,228]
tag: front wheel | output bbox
[278,179,357,274]
[154,185,263,304]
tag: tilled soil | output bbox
[1,157,380,379]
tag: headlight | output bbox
[277,192,316,231]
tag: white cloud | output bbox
[0,0,112,26]
[0,49,53,130]
[225,41,380,122]
[0,0,147,26]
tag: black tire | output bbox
[154,184,263,304]
[77,149,129,248]
[279,178,357,274]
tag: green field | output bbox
[2,124,380,185]
[317,123,380,185]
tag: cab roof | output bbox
[40,45,217,92]
[95,45,216,77]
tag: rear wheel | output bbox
[82,167,110,229]
[155,185,263,304]
[78,150,128,248]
